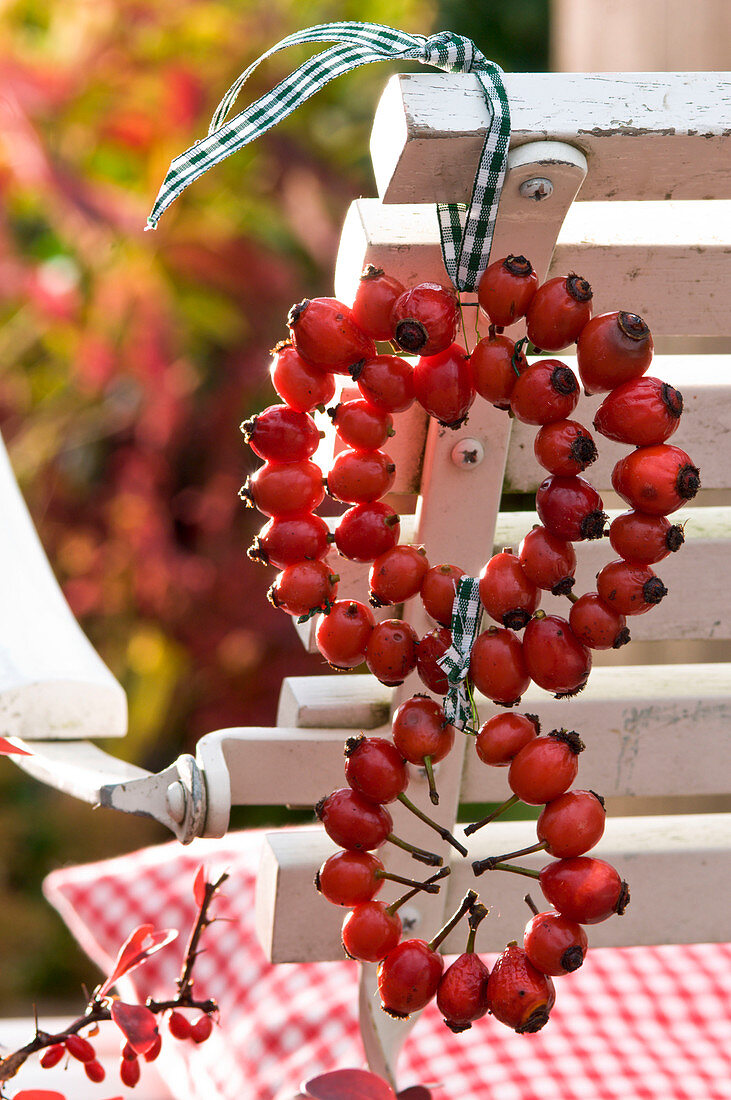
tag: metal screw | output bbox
[520,177,554,201]
[166,781,186,824]
[451,438,484,468]
[400,905,421,934]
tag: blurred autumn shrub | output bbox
[0,0,547,1005]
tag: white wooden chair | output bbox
[4,69,731,1089]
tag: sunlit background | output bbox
[1,0,726,1010]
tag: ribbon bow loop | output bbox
[145,20,511,292]
[417,31,479,73]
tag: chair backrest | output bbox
[241,69,731,1080]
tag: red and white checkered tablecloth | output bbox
[43,831,731,1100]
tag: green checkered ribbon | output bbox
[146,22,510,292]
[437,575,483,730]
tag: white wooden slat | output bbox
[9,739,146,805]
[335,198,731,338]
[505,356,731,492]
[272,664,731,801]
[292,498,729,651]
[256,813,731,962]
[551,202,731,336]
[370,72,731,204]
[494,506,731,643]
[0,438,127,740]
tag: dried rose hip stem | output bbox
[465,902,489,952]
[428,891,479,952]
[387,832,443,866]
[376,868,443,894]
[473,859,541,881]
[524,893,540,916]
[397,791,469,857]
[386,867,451,916]
[472,841,548,876]
[463,793,520,836]
[423,753,440,806]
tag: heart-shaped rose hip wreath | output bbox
[241,255,700,1034]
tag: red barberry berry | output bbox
[168,1011,192,1040]
[84,1059,105,1083]
[191,1015,213,1044]
[40,1044,66,1069]
[120,1054,141,1087]
[65,1033,96,1062]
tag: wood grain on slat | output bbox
[274,664,730,800]
[335,198,731,337]
[371,72,731,204]
[256,813,731,962]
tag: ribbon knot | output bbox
[437,575,483,731]
[417,31,477,73]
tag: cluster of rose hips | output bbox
[241,256,700,704]
[314,716,628,1033]
[240,254,699,1036]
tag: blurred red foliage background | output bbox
[0,0,547,1004]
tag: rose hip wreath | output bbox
[241,256,700,1033]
